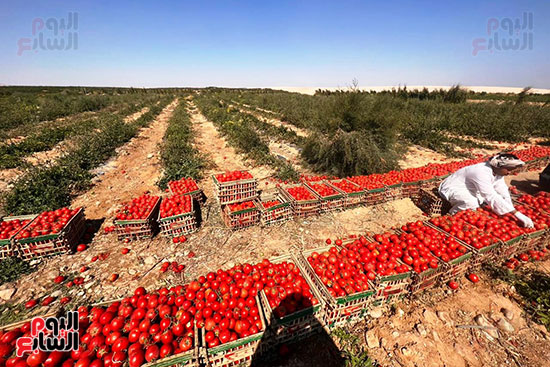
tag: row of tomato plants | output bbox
[1,97,173,216]
[156,99,207,190]
[224,88,550,145]
[229,100,304,148]
[193,96,300,182]
[0,94,160,170]
[0,88,175,134]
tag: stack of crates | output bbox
[213,171,261,230]
[168,177,204,203]
[212,171,258,205]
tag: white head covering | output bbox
[488,153,525,169]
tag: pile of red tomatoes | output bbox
[16,208,80,239]
[168,178,199,196]
[115,195,159,221]
[215,171,252,183]
[159,195,192,219]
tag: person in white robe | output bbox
[439,153,534,228]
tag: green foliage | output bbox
[158,100,207,189]
[2,98,172,214]
[332,327,375,367]
[195,96,300,182]
[225,87,550,168]
[302,130,399,176]
[0,257,34,285]
[0,94,110,131]
[0,302,27,326]
[317,84,468,103]
[485,264,550,331]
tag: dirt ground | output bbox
[354,265,550,367]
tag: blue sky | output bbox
[0,0,548,88]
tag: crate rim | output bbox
[212,172,256,187]
[15,208,84,245]
[114,196,161,225]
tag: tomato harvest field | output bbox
[1,86,550,367]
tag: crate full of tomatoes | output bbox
[386,230,445,295]
[193,267,267,367]
[213,171,258,205]
[168,177,204,203]
[0,215,36,260]
[278,184,320,219]
[429,212,503,268]
[305,182,345,213]
[513,193,550,251]
[12,286,200,367]
[454,207,535,263]
[158,195,197,238]
[396,221,474,291]
[254,193,292,226]
[346,176,387,206]
[114,194,161,241]
[14,208,85,261]
[221,201,260,230]
[416,222,477,282]
[328,179,366,208]
[297,242,377,328]
[344,235,411,307]
[258,254,324,347]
